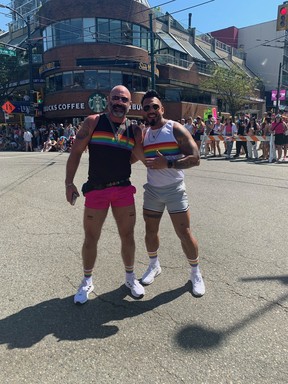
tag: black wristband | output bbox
[167,160,174,168]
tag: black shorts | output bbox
[275,134,285,146]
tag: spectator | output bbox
[234,112,248,159]
[23,129,33,152]
[184,116,194,136]
[271,114,287,162]
[213,117,223,156]
[193,116,205,150]
[246,117,260,160]
[222,117,237,159]
[261,117,272,160]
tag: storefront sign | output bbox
[271,89,286,101]
[43,103,85,112]
[130,103,142,111]
[88,93,107,113]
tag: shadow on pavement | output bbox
[174,275,288,350]
[0,282,190,349]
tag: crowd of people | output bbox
[181,112,288,162]
[1,111,288,163]
[0,122,81,153]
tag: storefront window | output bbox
[73,71,85,88]
[165,88,181,102]
[72,19,84,44]
[44,71,150,93]
[110,19,121,44]
[98,19,109,43]
[142,76,149,91]
[141,27,149,50]
[46,76,55,92]
[63,72,74,89]
[110,71,122,88]
[84,18,96,42]
[132,25,141,47]
[123,73,133,89]
[122,22,132,45]
[85,70,97,89]
[54,74,63,91]
[43,18,150,51]
[97,70,110,89]
[43,25,53,51]
[132,75,142,91]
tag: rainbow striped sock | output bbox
[148,250,159,265]
[125,265,134,273]
[84,268,93,279]
[188,257,200,273]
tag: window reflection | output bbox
[45,70,150,93]
[43,18,149,51]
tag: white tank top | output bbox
[143,120,184,187]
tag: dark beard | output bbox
[150,119,156,126]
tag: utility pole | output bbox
[276,62,282,114]
[0,4,34,124]
[149,13,155,90]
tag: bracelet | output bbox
[167,160,174,168]
[65,183,74,188]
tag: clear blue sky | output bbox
[149,0,283,33]
[0,0,284,33]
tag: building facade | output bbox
[211,21,287,112]
[0,0,265,126]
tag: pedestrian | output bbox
[184,116,194,136]
[23,128,33,152]
[246,117,260,160]
[140,90,205,297]
[233,112,248,159]
[65,85,145,304]
[213,117,223,156]
[222,116,237,159]
[271,114,287,162]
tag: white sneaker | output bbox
[74,278,94,304]
[190,272,205,297]
[125,274,145,298]
[141,264,162,285]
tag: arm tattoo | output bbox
[76,125,91,140]
[173,123,200,169]
[173,156,199,169]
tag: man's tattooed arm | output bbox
[172,122,200,169]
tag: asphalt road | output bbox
[0,151,287,384]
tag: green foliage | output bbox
[0,50,21,102]
[201,65,259,118]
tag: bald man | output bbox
[65,85,145,304]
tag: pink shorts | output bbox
[84,185,136,209]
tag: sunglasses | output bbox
[111,95,129,103]
[143,104,160,112]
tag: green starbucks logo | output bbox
[88,93,107,113]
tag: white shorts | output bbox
[143,180,189,214]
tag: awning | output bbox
[198,46,229,69]
[170,33,206,62]
[157,31,187,54]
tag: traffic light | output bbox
[277,4,288,31]
[36,91,43,104]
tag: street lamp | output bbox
[0,4,34,121]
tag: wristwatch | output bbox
[167,160,174,168]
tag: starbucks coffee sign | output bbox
[88,93,107,113]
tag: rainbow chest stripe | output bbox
[90,131,134,150]
[144,142,181,158]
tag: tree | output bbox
[201,65,260,120]
[0,50,23,104]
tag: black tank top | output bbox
[87,114,135,184]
